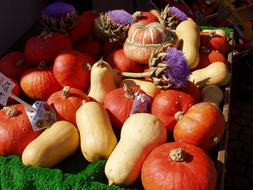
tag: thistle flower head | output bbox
[41,2,76,19]
[164,47,191,87]
[170,6,188,21]
[107,9,134,26]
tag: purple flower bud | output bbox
[165,47,191,87]
[41,2,76,19]
[170,7,188,21]
[107,9,134,26]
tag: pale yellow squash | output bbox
[22,121,79,168]
[176,18,200,69]
[201,84,224,108]
[88,59,117,103]
[105,113,167,186]
[76,101,117,162]
[189,61,229,88]
[120,79,159,98]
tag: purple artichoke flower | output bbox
[107,9,134,26]
[41,2,76,19]
[165,47,191,87]
[170,7,188,21]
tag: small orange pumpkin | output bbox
[174,102,225,151]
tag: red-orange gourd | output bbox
[0,104,42,156]
[141,142,217,190]
[53,50,94,92]
[20,65,62,101]
[151,90,196,132]
[103,85,145,130]
[106,49,144,72]
[24,33,72,66]
[47,86,90,125]
[0,51,29,80]
[174,102,226,151]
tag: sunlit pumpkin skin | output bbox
[196,50,227,70]
[47,86,90,125]
[68,10,97,42]
[53,50,94,92]
[74,38,103,59]
[106,49,144,72]
[174,102,225,151]
[0,51,29,80]
[141,142,217,190]
[0,104,42,156]
[151,90,196,132]
[103,85,146,130]
[124,22,174,64]
[20,66,62,101]
[200,32,227,55]
[24,33,72,66]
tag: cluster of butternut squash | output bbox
[0,4,232,190]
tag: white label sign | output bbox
[0,73,15,106]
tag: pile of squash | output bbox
[0,2,231,190]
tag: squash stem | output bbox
[169,148,187,162]
[174,111,184,121]
[121,69,155,78]
[61,86,71,99]
[123,83,135,99]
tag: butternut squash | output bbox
[88,59,117,103]
[189,61,229,88]
[76,101,117,162]
[120,79,159,98]
[201,85,224,108]
[202,29,226,38]
[22,121,79,168]
[105,113,167,186]
[176,18,200,69]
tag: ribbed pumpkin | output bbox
[124,22,177,64]
[47,86,90,125]
[141,142,217,190]
[0,104,42,156]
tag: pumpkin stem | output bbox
[213,136,220,144]
[123,83,135,99]
[16,59,25,67]
[83,62,92,70]
[174,111,184,121]
[200,46,211,53]
[3,107,19,117]
[38,61,47,69]
[61,86,71,99]
[169,148,187,162]
[121,68,155,78]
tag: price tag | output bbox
[130,92,152,115]
[25,101,57,131]
[0,73,15,106]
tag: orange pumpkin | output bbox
[123,22,175,64]
[174,102,225,151]
[47,86,90,125]
[0,104,42,156]
[200,31,227,55]
[20,64,62,101]
[141,142,217,190]
[53,50,94,92]
[0,51,29,80]
[151,90,196,132]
